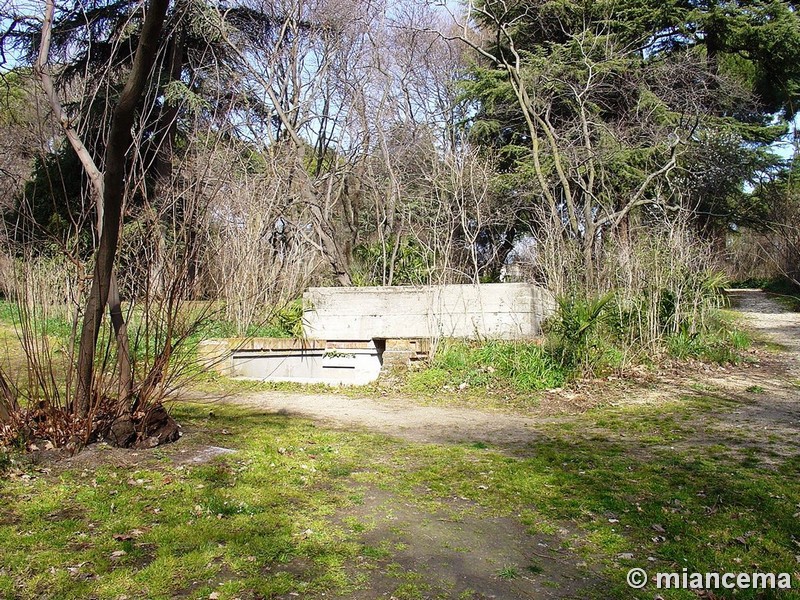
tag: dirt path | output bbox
[694,290,800,453]
[184,290,800,599]
[189,290,798,451]
[727,288,800,372]
[211,390,546,446]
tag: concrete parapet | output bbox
[303,283,555,341]
[198,284,554,384]
[197,339,233,376]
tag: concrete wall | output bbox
[303,283,555,341]
[196,284,555,384]
[197,338,382,385]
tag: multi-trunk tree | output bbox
[453,0,800,287]
[0,0,183,441]
[34,0,170,421]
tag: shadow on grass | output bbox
[0,402,797,599]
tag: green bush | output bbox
[0,301,17,324]
[545,291,621,375]
[261,299,304,338]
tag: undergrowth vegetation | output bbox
[406,287,751,398]
[404,221,755,398]
[187,299,305,340]
[406,339,566,394]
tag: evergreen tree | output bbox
[461,0,800,261]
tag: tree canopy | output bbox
[461,0,800,263]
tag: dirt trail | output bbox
[696,290,800,450]
[193,290,799,600]
[727,289,800,372]
[191,289,800,449]
[213,391,545,446]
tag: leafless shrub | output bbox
[725,189,800,287]
[529,207,724,359]
[0,230,86,446]
[196,146,321,334]
[605,217,724,353]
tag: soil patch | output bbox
[333,486,601,599]
[197,290,799,458]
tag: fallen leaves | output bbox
[112,528,146,542]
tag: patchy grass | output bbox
[761,278,800,312]
[360,406,799,598]
[0,404,385,599]
[496,565,519,580]
[0,396,797,599]
[404,339,566,398]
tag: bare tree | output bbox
[435,2,711,289]
[33,0,169,417]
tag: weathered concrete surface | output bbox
[303,283,555,341]
[198,338,382,385]
[198,284,554,384]
[198,338,328,377]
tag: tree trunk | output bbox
[108,275,133,405]
[583,234,596,292]
[75,0,171,416]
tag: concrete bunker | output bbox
[199,283,555,385]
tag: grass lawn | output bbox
[1,396,798,599]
